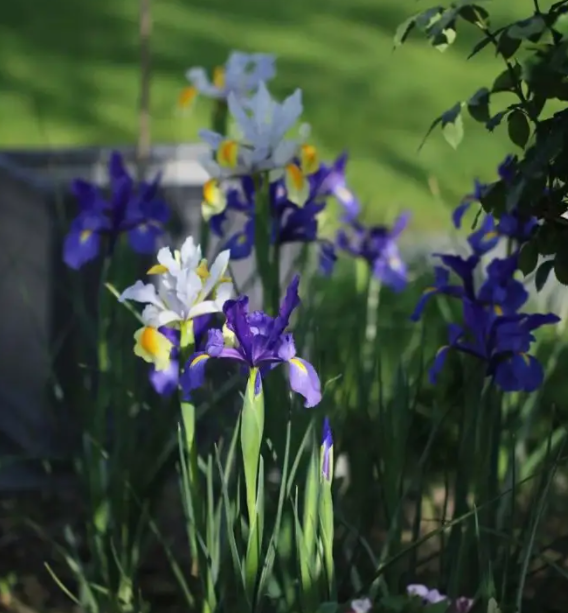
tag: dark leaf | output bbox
[431,25,457,52]
[518,240,539,276]
[458,5,490,27]
[505,178,526,212]
[536,224,563,256]
[554,252,568,285]
[497,31,522,59]
[480,180,507,215]
[507,109,531,149]
[394,15,417,48]
[508,16,546,40]
[415,7,445,31]
[492,65,522,93]
[467,35,493,59]
[467,87,491,122]
[486,110,508,131]
[536,259,555,291]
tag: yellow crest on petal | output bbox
[289,357,308,374]
[147,264,169,275]
[300,144,319,175]
[133,326,174,371]
[202,179,227,221]
[284,163,310,207]
[80,230,92,243]
[178,86,198,108]
[213,66,225,89]
[195,259,210,281]
[216,140,239,168]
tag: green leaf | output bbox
[432,26,457,52]
[507,109,530,149]
[467,87,490,122]
[497,30,522,59]
[508,16,546,40]
[486,110,508,131]
[480,180,507,215]
[535,259,555,292]
[458,4,490,27]
[518,240,539,276]
[492,65,521,93]
[441,103,464,149]
[394,15,416,48]
[415,7,445,31]
[554,239,568,285]
[535,224,563,256]
[554,253,568,285]
[467,34,493,59]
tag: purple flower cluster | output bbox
[412,157,558,392]
[63,151,169,269]
[209,152,412,292]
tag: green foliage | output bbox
[395,0,568,285]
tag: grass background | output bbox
[0,0,540,228]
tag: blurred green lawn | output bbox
[0,0,537,228]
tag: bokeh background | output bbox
[0,0,529,229]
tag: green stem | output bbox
[253,175,274,314]
[179,320,201,576]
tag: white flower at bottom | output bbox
[350,598,373,613]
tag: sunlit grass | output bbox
[0,0,538,227]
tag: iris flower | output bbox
[147,315,211,396]
[316,152,361,222]
[337,212,410,291]
[411,253,528,321]
[208,172,336,270]
[199,82,319,206]
[430,300,559,392]
[119,236,233,328]
[63,151,169,269]
[119,237,233,372]
[453,154,537,246]
[179,51,276,107]
[182,275,322,407]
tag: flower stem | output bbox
[179,320,201,577]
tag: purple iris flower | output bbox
[337,212,410,291]
[63,151,170,269]
[411,253,528,321]
[430,300,559,392]
[148,315,212,397]
[181,275,322,407]
[453,155,536,246]
[315,152,361,222]
[210,172,336,270]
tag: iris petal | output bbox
[287,357,322,408]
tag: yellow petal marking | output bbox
[216,140,239,168]
[178,86,198,108]
[300,144,320,175]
